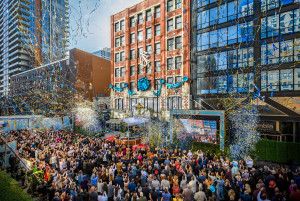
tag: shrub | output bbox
[286,142,298,163]
[265,140,276,162]
[192,142,221,156]
[276,141,287,163]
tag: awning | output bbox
[122,117,150,126]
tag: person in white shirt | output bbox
[246,158,254,169]
[98,191,107,201]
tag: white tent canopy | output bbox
[122,117,150,126]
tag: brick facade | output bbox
[111,0,191,120]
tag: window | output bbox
[120,52,125,61]
[155,24,161,36]
[197,10,209,29]
[167,0,174,12]
[146,27,152,39]
[130,65,135,76]
[210,7,218,25]
[115,68,120,77]
[130,49,135,60]
[146,10,152,21]
[167,77,174,88]
[138,64,143,75]
[175,16,182,29]
[280,40,293,63]
[155,60,161,72]
[280,11,293,35]
[130,17,135,27]
[130,33,135,44]
[167,58,173,70]
[146,45,152,55]
[155,43,161,54]
[228,26,237,44]
[175,76,182,84]
[155,79,160,90]
[155,6,160,18]
[219,4,227,23]
[175,0,182,9]
[167,38,174,51]
[167,19,174,32]
[175,36,182,49]
[197,32,209,51]
[228,1,237,21]
[120,20,125,30]
[267,15,279,38]
[115,38,120,47]
[138,47,143,58]
[120,35,125,46]
[138,13,143,25]
[146,62,151,74]
[115,53,120,62]
[175,56,182,69]
[130,82,136,92]
[294,38,300,61]
[115,98,124,110]
[168,96,182,110]
[137,30,143,42]
[238,0,253,17]
[115,22,119,32]
[120,67,125,77]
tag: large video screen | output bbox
[174,119,218,144]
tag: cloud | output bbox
[69,0,141,53]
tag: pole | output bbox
[170,109,173,143]
[4,136,7,170]
[157,95,158,119]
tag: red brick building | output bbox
[111,0,190,120]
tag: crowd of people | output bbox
[3,129,300,201]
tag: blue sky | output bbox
[69,0,141,53]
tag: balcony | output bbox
[9,55,30,63]
[8,43,21,52]
[9,67,27,76]
[9,61,30,69]
[8,37,19,46]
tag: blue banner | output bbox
[63,116,71,128]
[3,120,15,133]
[29,118,41,129]
[53,118,63,130]
[16,119,29,130]
[42,118,53,129]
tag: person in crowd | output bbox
[3,129,300,201]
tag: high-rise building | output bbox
[110,0,191,120]
[191,0,300,140]
[92,47,111,60]
[0,0,69,96]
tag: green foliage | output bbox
[286,142,298,162]
[276,141,287,163]
[191,142,222,156]
[255,140,300,163]
[0,170,34,201]
[255,140,266,160]
[265,140,277,162]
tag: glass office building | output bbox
[191,0,300,140]
[92,47,111,60]
[0,0,69,96]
